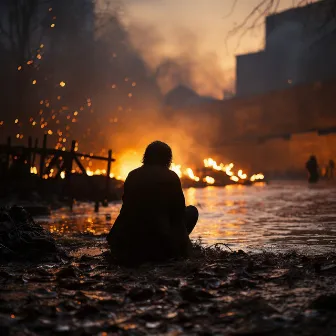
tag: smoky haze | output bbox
[126,22,232,99]
[0,1,228,179]
[91,11,224,177]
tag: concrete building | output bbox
[236,0,336,97]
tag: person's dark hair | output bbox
[142,141,172,168]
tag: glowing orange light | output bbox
[185,168,200,182]
[203,176,215,184]
[171,163,182,178]
[60,81,66,87]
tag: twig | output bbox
[208,242,233,252]
[0,243,14,254]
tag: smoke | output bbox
[88,13,221,178]
[125,21,231,99]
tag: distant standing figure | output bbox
[327,159,335,180]
[306,155,319,183]
[107,141,199,265]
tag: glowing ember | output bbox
[230,176,239,182]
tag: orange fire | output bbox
[204,157,264,183]
[203,176,215,184]
[31,153,263,186]
[250,173,265,182]
[185,168,200,182]
[171,163,182,178]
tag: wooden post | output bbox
[6,136,11,172]
[105,149,112,201]
[65,140,76,178]
[31,138,38,167]
[39,134,47,177]
[65,140,76,211]
[27,136,32,167]
[94,200,100,212]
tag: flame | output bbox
[203,176,215,184]
[225,163,234,177]
[30,166,38,175]
[63,155,264,187]
[171,163,182,178]
[185,168,200,182]
[204,157,265,183]
[204,157,235,177]
[250,173,264,182]
[203,158,223,171]
[60,171,65,179]
[237,169,247,180]
[114,150,142,180]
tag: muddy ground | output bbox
[1,235,336,336]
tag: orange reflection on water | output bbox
[185,187,197,206]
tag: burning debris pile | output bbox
[171,158,265,188]
[34,158,265,189]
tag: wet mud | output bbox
[1,236,336,335]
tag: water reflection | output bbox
[37,181,336,252]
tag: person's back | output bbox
[107,141,198,265]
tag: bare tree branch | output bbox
[224,0,318,51]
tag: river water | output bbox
[38,181,336,253]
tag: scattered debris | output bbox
[0,205,60,261]
[1,237,336,334]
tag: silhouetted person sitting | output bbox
[107,141,198,266]
[306,155,319,183]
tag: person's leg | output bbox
[185,205,199,234]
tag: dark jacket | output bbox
[107,165,192,264]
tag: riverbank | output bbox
[1,235,336,335]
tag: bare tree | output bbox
[226,0,336,50]
[0,0,51,65]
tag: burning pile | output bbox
[171,158,265,188]
[29,156,265,188]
